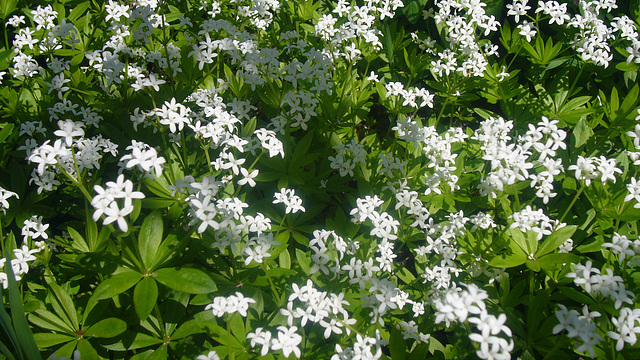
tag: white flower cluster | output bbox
[308,229,356,277]
[553,304,602,357]
[0,245,41,289]
[567,261,633,308]
[119,141,166,179]
[608,307,640,351]
[0,186,19,215]
[22,215,50,242]
[603,233,640,262]
[474,116,567,203]
[152,97,192,134]
[390,119,465,196]
[247,326,302,358]
[273,188,305,214]
[384,82,435,109]
[173,174,280,266]
[315,0,404,61]
[91,174,145,232]
[275,90,320,131]
[430,0,500,78]
[562,251,640,353]
[509,205,563,241]
[434,284,513,360]
[329,140,368,177]
[205,292,256,317]
[247,280,388,360]
[27,132,117,194]
[22,97,115,194]
[568,155,622,186]
[506,0,639,67]
[331,330,388,360]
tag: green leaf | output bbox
[536,225,577,258]
[143,178,172,198]
[289,132,314,172]
[171,319,203,340]
[200,321,243,347]
[537,253,580,269]
[138,210,163,270]
[83,318,127,338]
[133,277,158,321]
[67,1,90,21]
[32,333,75,348]
[155,267,217,294]
[488,253,527,268]
[632,0,640,24]
[617,84,639,120]
[241,117,257,138]
[3,251,42,360]
[0,0,18,20]
[408,344,429,360]
[402,0,428,23]
[85,209,98,251]
[84,270,142,321]
[67,227,90,253]
[396,267,416,284]
[228,312,246,343]
[44,277,79,332]
[428,337,445,355]
[142,197,176,209]
[389,328,407,360]
[146,345,168,360]
[0,123,14,143]
[505,228,530,256]
[29,310,75,334]
[278,248,291,269]
[576,237,604,254]
[0,343,16,360]
[572,119,594,148]
[51,341,77,359]
[295,248,312,276]
[76,340,98,360]
[558,286,594,305]
[101,332,163,351]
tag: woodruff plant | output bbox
[1,0,640,359]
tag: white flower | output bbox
[273,188,305,214]
[517,21,537,42]
[205,292,256,317]
[0,187,19,214]
[247,328,273,356]
[196,351,220,360]
[270,326,302,358]
[102,201,134,232]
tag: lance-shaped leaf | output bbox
[155,267,217,294]
[536,225,577,258]
[133,277,158,321]
[83,318,127,338]
[138,211,163,270]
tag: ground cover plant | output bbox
[1,0,640,358]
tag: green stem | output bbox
[434,96,449,128]
[0,217,4,257]
[559,184,585,223]
[263,262,283,306]
[57,165,93,202]
[566,64,584,97]
[202,141,214,173]
[527,270,535,343]
[513,185,521,212]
